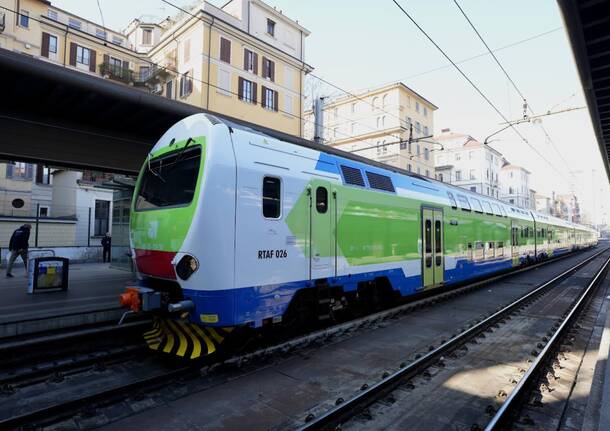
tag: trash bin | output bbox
[27,257,69,294]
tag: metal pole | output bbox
[313,97,324,145]
[87,207,91,247]
[35,203,40,247]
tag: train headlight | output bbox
[176,255,199,280]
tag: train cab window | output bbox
[262,176,281,219]
[456,194,471,211]
[447,192,458,209]
[316,187,328,214]
[500,206,508,217]
[471,198,483,213]
[482,201,493,215]
[492,203,502,217]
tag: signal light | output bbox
[176,255,198,280]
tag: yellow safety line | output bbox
[191,324,216,355]
[206,327,224,344]
[181,323,203,359]
[144,328,163,339]
[148,343,160,350]
[167,320,188,357]
[162,321,176,353]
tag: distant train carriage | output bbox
[120,114,598,359]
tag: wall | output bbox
[0,217,76,249]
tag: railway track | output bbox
[0,247,604,430]
[297,248,610,431]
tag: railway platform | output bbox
[0,263,134,338]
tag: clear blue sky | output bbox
[52,0,609,224]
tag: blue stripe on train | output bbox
[182,256,514,327]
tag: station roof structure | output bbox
[558,0,610,181]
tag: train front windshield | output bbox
[135,146,201,210]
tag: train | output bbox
[119,113,598,359]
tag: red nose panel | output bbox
[134,249,177,279]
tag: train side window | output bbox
[474,241,484,260]
[456,194,471,211]
[447,192,457,209]
[467,242,473,260]
[316,187,328,214]
[435,220,442,253]
[471,198,483,213]
[497,241,504,257]
[500,206,508,217]
[425,220,432,254]
[488,241,495,258]
[262,176,281,219]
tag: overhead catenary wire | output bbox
[452,0,571,172]
[390,0,569,183]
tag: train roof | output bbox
[209,114,593,232]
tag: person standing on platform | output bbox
[6,223,31,278]
[101,232,112,263]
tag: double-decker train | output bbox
[119,113,598,359]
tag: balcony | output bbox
[134,66,173,89]
[0,11,5,33]
[99,62,134,85]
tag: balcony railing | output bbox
[134,66,173,87]
[99,62,134,84]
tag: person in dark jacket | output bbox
[6,224,31,278]
[101,232,112,263]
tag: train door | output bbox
[422,207,444,289]
[309,181,336,280]
[511,222,519,262]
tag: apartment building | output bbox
[0,0,311,229]
[303,82,438,177]
[434,130,502,198]
[499,161,534,209]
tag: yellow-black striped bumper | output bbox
[143,318,234,360]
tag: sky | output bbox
[51,0,610,225]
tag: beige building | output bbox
[303,82,438,177]
[0,0,312,137]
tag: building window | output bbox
[470,186,476,192]
[438,173,444,182]
[238,77,256,104]
[39,206,49,217]
[426,169,430,177]
[68,18,81,30]
[94,200,110,236]
[112,36,123,46]
[267,18,275,36]
[96,28,107,40]
[47,10,58,21]
[372,97,379,110]
[470,169,476,180]
[416,144,420,155]
[455,153,461,161]
[417,167,421,175]
[351,103,356,113]
[262,86,278,111]
[455,170,462,181]
[19,10,29,28]
[6,163,33,180]
[139,66,150,80]
[423,126,429,136]
[415,121,421,135]
[166,80,173,99]
[408,164,412,172]
[76,46,91,65]
[382,94,388,107]
[262,57,275,81]
[244,49,256,73]
[262,177,281,218]
[142,28,153,45]
[108,57,122,75]
[416,101,420,112]
[424,148,430,160]
[220,37,231,63]
[35,165,51,184]
[47,34,58,55]
[180,71,193,97]
[424,106,428,116]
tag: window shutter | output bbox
[35,165,43,183]
[89,49,97,72]
[261,86,267,108]
[238,77,243,100]
[252,82,257,104]
[103,54,109,74]
[69,42,77,66]
[253,53,258,75]
[262,57,268,78]
[220,38,230,63]
[25,164,33,180]
[6,164,13,178]
[274,90,278,112]
[243,49,248,70]
[188,70,193,94]
[179,75,184,97]
[41,32,50,58]
[270,61,275,81]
